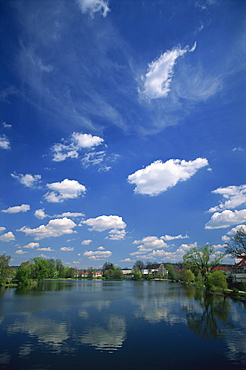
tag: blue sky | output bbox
[0,0,245,269]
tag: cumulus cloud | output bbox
[107,229,126,240]
[76,0,110,18]
[51,132,104,162]
[128,158,208,196]
[1,204,30,214]
[0,226,6,232]
[81,239,92,245]
[18,217,77,240]
[205,209,246,229]
[34,209,49,219]
[83,215,126,232]
[83,249,112,259]
[0,135,10,149]
[11,173,41,188]
[23,242,40,249]
[222,224,246,242]
[44,179,86,203]
[37,247,54,252]
[0,231,15,242]
[60,247,74,251]
[161,234,189,241]
[133,236,169,249]
[208,185,246,212]
[140,43,196,100]
[15,249,27,254]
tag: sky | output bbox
[0,0,246,269]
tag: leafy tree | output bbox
[64,267,75,278]
[113,267,123,279]
[225,227,246,257]
[16,264,32,286]
[207,270,228,290]
[132,266,142,280]
[0,254,11,285]
[56,259,66,278]
[166,264,177,281]
[102,262,115,277]
[183,245,223,287]
[31,257,49,281]
[133,260,144,271]
[183,269,195,284]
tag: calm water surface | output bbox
[0,280,245,369]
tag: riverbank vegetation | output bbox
[1,230,246,299]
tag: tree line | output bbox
[0,227,245,289]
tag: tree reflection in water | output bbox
[184,287,230,339]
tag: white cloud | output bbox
[51,132,104,162]
[1,204,30,214]
[140,43,196,100]
[222,224,246,242]
[11,173,41,188]
[18,217,77,240]
[133,236,169,249]
[60,247,74,251]
[0,231,15,242]
[83,215,126,232]
[0,135,10,149]
[128,158,208,196]
[37,247,54,252]
[107,229,126,240]
[76,0,110,18]
[0,227,6,232]
[34,209,49,219]
[58,212,84,218]
[3,122,12,129]
[161,234,189,241]
[23,242,40,249]
[15,249,28,254]
[83,249,112,259]
[205,209,246,229]
[44,179,86,203]
[97,246,105,250]
[82,151,106,168]
[208,185,246,212]
[81,239,92,245]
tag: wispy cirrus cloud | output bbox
[139,43,196,100]
[76,0,110,18]
[128,158,209,196]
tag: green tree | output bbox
[207,270,228,290]
[166,264,177,281]
[132,266,142,280]
[225,227,246,257]
[183,269,195,284]
[56,259,65,278]
[15,264,32,286]
[0,254,11,285]
[113,267,123,279]
[31,257,49,281]
[64,267,75,278]
[102,262,115,277]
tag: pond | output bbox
[0,280,245,369]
